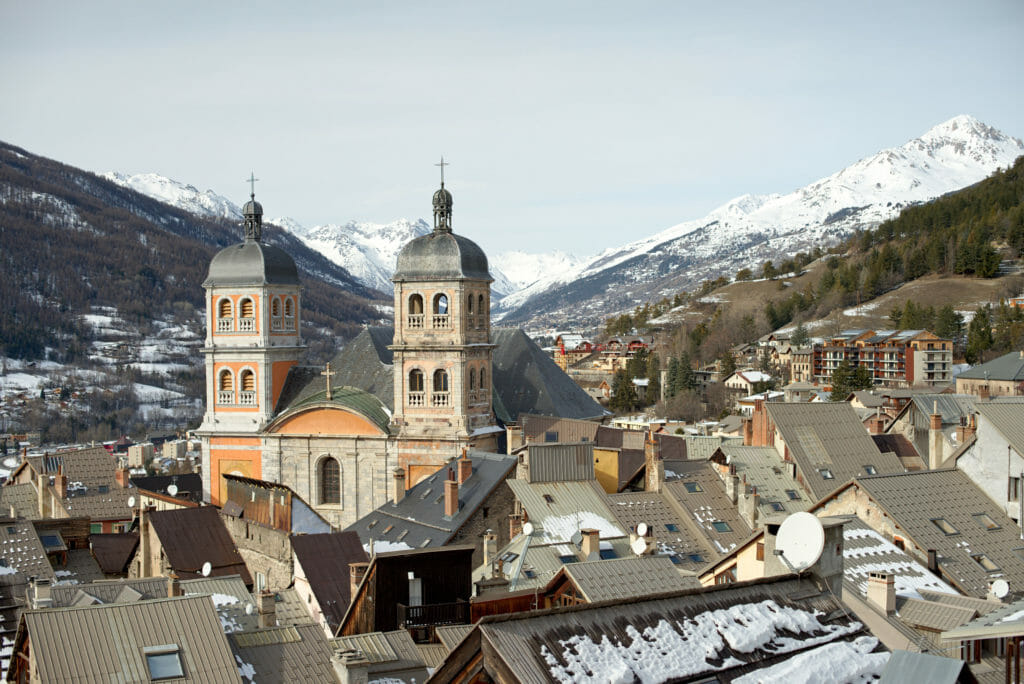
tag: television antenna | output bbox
[775,512,825,572]
[201,561,212,577]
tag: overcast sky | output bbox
[2,1,1022,256]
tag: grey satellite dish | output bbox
[127,495,136,509]
[167,484,178,497]
[775,512,825,572]
[992,579,1010,599]
[522,522,535,537]
[630,536,648,556]
[636,522,649,537]
[570,531,583,548]
[201,561,212,577]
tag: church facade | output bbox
[197,181,506,528]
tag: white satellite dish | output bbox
[630,536,648,556]
[167,484,178,497]
[245,603,255,615]
[992,579,1010,599]
[127,496,136,509]
[201,561,212,577]
[522,522,535,537]
[775,512,825,572]
[636,522,649,537]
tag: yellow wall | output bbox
[593,447,620,494]
[700,538,766,586]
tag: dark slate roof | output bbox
[203,240,299,287]
[130,473,203,503]
[656,433,687,460]
[906,394,977,426]
[290,532,368,633]
[393,230,490,281]
[596,425,624,449]
[956,350,1024,381]
[491,328,606,422]
[27,446,134,522]
[147,506,251,585]
[88,533,139,574]
[345,452,516,552]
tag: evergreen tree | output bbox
[934,304,964,342]
[610,369,637,413]
[790,321,810,348]
[666,357,680,398]
[676,351,696,394]
[719,352,737,378]
[966,306,994,364]
[646,353,661,404]
[830,358,873,400]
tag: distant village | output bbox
[4,185,1024,683]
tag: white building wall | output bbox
[957,415,1024,523]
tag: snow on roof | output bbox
[732,636,888,684]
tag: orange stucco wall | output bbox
[270,407,386,436]
[210,293,261,336]
[272,360,296,407]
[209,436,261,506]
[214,362,260,412]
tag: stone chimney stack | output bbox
[867,571,896,615]
[580,528,600,561]
[457,455,473,485]
[349,561,369,605]
[30,578,53,610]
[55,464,68,499]
[392,467,405,504]
[644,432,664,493]
[444,478,459,518]
[482,529,497,568]
[509,513,523,539]
[167,575,181,597]
[928,401,944,470]
[332,648,370,684]
[979,384,990,401]
[116,467,131,489]
[257,590,276,628]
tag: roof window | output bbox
[785,490,800,500]
[819,469,834,480]
[971,553,1000,572]
[931,518,959,536]
[543,494,555,504]
[664,524,679,532]
[768,502,785,512]
[863,465,878,475]
[712,521,732,533]
[143,645,184,681]
[683,482,703,493]
[688,553,705,563]
[558,554,578,564]
[599,548,617,560]
[523,569,536,579]
[972,513,1000,531]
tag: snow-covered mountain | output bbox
[492,250,584,292]
[101,172,243,220]
[496,115,1024,326]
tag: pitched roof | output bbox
[521,414,600,443]
[555,556,699,602]
[332,629,431,682]
[16,595,238,683]
[906,393,978,426]
[0,518,54,580]
[147,506,251,584]
[840,517,957,599]
[663,463,753,557]
[28,446,134,521]
[181,574,259,633]
[764,402,904,500]
[956,350,1024,382]
[848,470,1024,599]
[715,445,813,517]
[88,532,139,574]
[130,473,203,503]
[870,434,924,469]
[290,531,368,633]
[51,577,169,607]
[345,451,516,552]
[229,624,336,684]
[976,402,1024,456]
[605,490,711,571]
[0,482,39,519]
[879,650,968,684]
[479,533,636,592]
[505,479,625,544]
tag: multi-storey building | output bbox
[811,329,952,388]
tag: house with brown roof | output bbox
[290,531,368,637]
[131,505,252,586]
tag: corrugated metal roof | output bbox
[522,414,600,444]
[479,533,636,592]
[333,631,399,663]
[956,350,1024,381]
[436,624,474,652]
[506,479,624,543]
[977,403,1024,457]
[605,491,711,570]
[52,577,168,607]
[24,595,239,683]
[909,394,977,425]
[527,443,594,483]
[718,445,813,518]
[229,623,336,683]
[563,556,699,602]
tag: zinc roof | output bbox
[907,394,978,426]
[229,624,336,683]
[852,469,1024,599]
[976,403,1024,457]
[717,445,813,517]
[27,446,135,521]
[271,587,315,626]
[956,350,1024,381]
[436,624,474,652]
[605,491,711,571]
[663,462,752,558]
[560,556,700,602]
[765,402,904,500]
[526,443,594,483]
[505,479,624,544]
[21,595,239,683]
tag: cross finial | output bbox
[435,156,449,187]
[321,362,337,401]
[246,172,259,200]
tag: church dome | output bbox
[393,231,490,281]
[242,198,263,216]
[432,186,452,211]
[203,241,299,287]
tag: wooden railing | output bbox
[397,600,469,628]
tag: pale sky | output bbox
[2,1,1022,257]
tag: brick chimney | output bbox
[867,571,895,615]
[116,467,131,489]
[580,528,600,561]
[167,574,181,597]
[444,478,459,518]
[392,467,405,504]
[257,590,276,628]
[349,561,369,605]
[457,455,473,485]
[644,432,664,493]
[979,384,990,401]
[928,401,944,470]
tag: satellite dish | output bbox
[167,484,178,497]
[636,522,649,537]
[245,603,255,615]
[201,561,212,577]
[127,496,136,509]
[630,537,648,556]
[992,579,1010,599]
[522,522,535,537]
[775,512,825,572]
[570,531,583,548]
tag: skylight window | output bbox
[558,555,578,564]
[688,553,705,563]
[499,552,518,563]
[523,569,536,579]
[664,524,679,532]
[143,645,184,680]
[599,548,617,560]
[683,482,703,493]
[819,469,834,480]
[931,518,959,536]
[768,502,785,512]
[971,553,1000,572]
[863,465,878,475]
[973,513,1000,531]
[543,494,555,504]
[712,521,732,533]
[785,490,800,500]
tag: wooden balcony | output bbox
[397,600,469,628]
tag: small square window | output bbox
[144,646,184,680]
[499,552,519,563]
[931,518,959,536]
[523,569,536,579]
[863,465,877,475]
[819,469,834,480]
[973,513,1000,531]
[712,521,732,533]
[768,502,785,512]
[972,553,1000,572]
[664,524,679,532]
[544,431,558,443]
[785,490,800,500]
[683,482,703,493]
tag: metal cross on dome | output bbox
[321,362,336,401]
[435,157,449,187]
[246,172,259,199]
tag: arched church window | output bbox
[432,294,450,328]
[239,298,255,331]
[218,369,234,404]
[408,294,424,328]
[478,294,486,329]
[408,369,425,406]
[217,298,233,332]
[432,369,450,406]
[469,368,477,391]
[467,295,474,315]
[271,298,280,316]
[320,457,340,505]
[284,297,294,317]
[239,369,256,405]
[479,368,487,389]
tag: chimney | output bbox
[927,549,940,576]
[30,578,53,609]
[743,416,753,446]
[482,529,497,568]
[457,455,473,485]
[349,561,369,605]
[256,590,276,628]
[116,467,131,489]
[867,571,896,615]
[55,465,68,499]
[392,467,405,504]
[644,432,664,493]
[331,648,370,684]
[444,478,459,518]
[37,467,46,518]
[928,401,944,470]
[139,505,151,577]
[167,575,181,597]
[509,513,523,538]
[979,384,990,401]
[580,528,600,561]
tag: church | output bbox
[195,177,603,528]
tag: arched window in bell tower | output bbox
[239,369,256,405]
[217,298,233,332]
[432,369,450,406]
[467,294,474,315]
[319,456,340,505]
[239,298,255,332]
[479,367,487,390]
[408,369,425,406]
[432,294,450,328]
[469,368,477,393]
[218,369,234,404]
[283,297,295,329]
[408,294,424,329]
[478,294,486,329]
